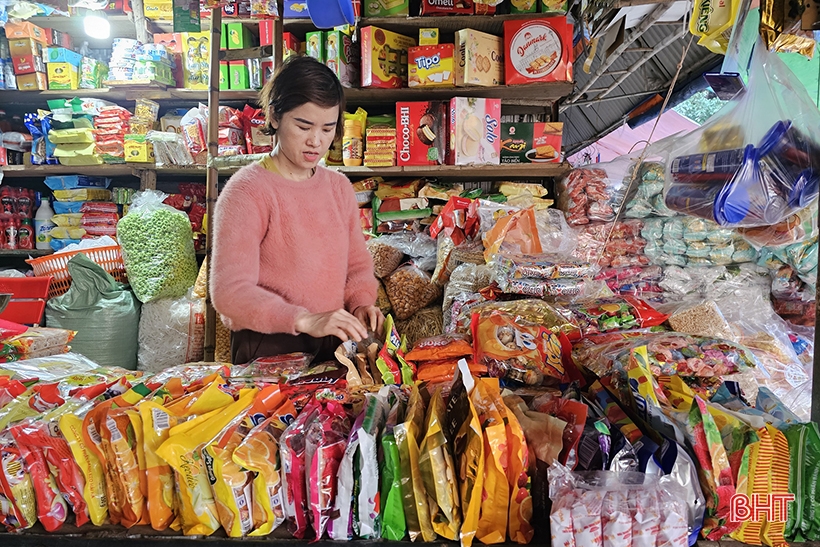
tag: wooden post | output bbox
[203,8,222,363]
[130,0,152,44]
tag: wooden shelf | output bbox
[0,164,144,178]
[0,249,52,258]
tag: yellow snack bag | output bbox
[471,379,509,545]
[101,408,147,528]
[165,377,235,417]
[205,426,254,537]
[59,404,108,526]
[419,387,461,540]
[0,430,36,531]
[139,401,179,531]
[689,0,740,54]
[500,398,533,544]
[395,385,436,542]
[156,389,257,536]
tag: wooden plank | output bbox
[0,164,139,177]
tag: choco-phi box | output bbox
[503,16,572,85]
[396,101,448,166]
[500,122,563,163]
[448,97,501,165]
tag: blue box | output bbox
[283,0,310,18]
[44,47,83,67]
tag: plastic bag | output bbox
[385,265,442,321]
[356,392,388,538]
[556,157,637,226]
[368,239,405,279]
[137,290,205,373]
[0,430,36,531]
[572,220,650,269]
[45,253,140,370]
[664,47,820,227]
[380,388,407,541]
[565,296,667,340]
[330,406,364,541]
[117,189,199,303]
[471,299,577,385]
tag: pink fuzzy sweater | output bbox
[210,161,378,334]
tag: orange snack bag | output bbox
[406,334,474,362]
[139,400,180,531]
[101,408,147,528]
[500,399,533,544]
[59,400,108,526]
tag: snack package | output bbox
[357,391,388,538]
[663,47,820,228]
[385,264,442,321]
[0,431,36,531]
[502,397,534,544]
[419,387,461,540]
[138,400,178,531]
[406,334,473,362]
[375,316,414,385]
[445,361,485,547]
[329,405,365,541]
[156,390,257,536]
[395,385,436,542]
[304,401,350,540]
[279,403,320,539]
[557,158,636,226]
[565,296,668,340]
[368,239,405,279]
[380,388,408,540]
[471,299,576,385]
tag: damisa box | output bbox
[504,17,572,85]
[396,101,448,166]
[361,26,416,88]
[455,29,503,87]
[449,97,501,165]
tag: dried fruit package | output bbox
[305,401,350,540]
[356,391,388,538]
[419,387,461,540]
[381,388,408,541]
[280,403,320,539]
[444,362,484,547]
[395,385,436,542]
[0,431,36,531]
[470,378,509,544]
[156,389,257,536]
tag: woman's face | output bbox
[271,101,339,172]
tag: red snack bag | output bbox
[243,105,273,155]
[8,424,69,531]
[81,202,119,214]
[0,430,36,531]
[306,401,350,540]
[530,393,588,469]
[179,183,206,202]
[280,404,321,538]
[189,202,206,233]
[9,418,90,527]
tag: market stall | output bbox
[0,0,818,546]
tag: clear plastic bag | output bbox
[556,156,638,226]
[384,264,441,321]
[478,200,577,260]
[367,239,405,279]
[117,190,199,303]
[146,130,194,166]
[137,290,205,373]
[663,46,820,227]
[443,263,492,319]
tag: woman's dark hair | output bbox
[259,56,345,140]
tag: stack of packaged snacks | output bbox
[93,105,132,164]
[364,126,397,167]
[45,175,117,250]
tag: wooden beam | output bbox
[130,0,152,44]
[203,8,222,363]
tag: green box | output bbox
[364,0,409,17]
[228,60,249,89]
[226,22,254,50]
[220,23,227,50]
[219,61,229,90]
[305,31,324,63]
[500,123,533,164]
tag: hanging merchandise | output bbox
[663,45,820,227]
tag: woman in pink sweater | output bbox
[211,57,383,364]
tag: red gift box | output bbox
[503,16,573,85]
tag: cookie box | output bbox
[449,97,501,165]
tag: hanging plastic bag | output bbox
[45,253,140,370]
[664,45,820,227]
[117,189,199,303]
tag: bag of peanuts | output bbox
[368,239,405,279]
[385,264,442,321]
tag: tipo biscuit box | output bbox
[396,101,448,166]
[361,26,416,88]
[448,97,501,165]
[455,29,503,87]
[325,30,359,88]
[500,122,563,163]
[504,17,572,85]
[408,44,454,87]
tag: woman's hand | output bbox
[353,305,385,334]
[294,309,368,342]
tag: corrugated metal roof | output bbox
[561,18,722,154]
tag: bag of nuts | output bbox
[385,264,442,321]
[368,239,405,279]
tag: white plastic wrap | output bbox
[137,290,205,373]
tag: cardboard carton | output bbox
[448,97,501,165]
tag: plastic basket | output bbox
[27,245,128,298]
